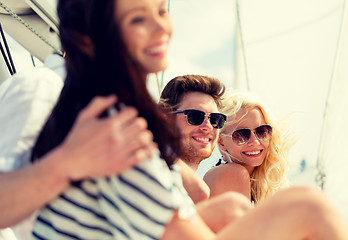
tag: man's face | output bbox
[175,92,220,167]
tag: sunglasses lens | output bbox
[229,125,272,145]
[255,125,272,141]
[183,110,226,129]
[210,113,226,129]
[186,110,205,126]
[232,129,251,145]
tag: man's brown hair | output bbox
[160,74,225,111]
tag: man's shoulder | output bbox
[10,66,63,86]
[0,66,64,172]
[0,67,63,101]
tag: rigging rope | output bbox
[236,0,250,91]
[0,40,13,75]
[0,1,63,56]
[155,73,161,97]
[315,0,347,190]
[156,0,171,96]
[0,24,15,75]
[31,55,36,67]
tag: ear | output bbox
[218,135,227,151]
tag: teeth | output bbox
[244,150,261,156]
[194,137,210,142]
[148,44,166,54]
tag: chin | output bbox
[145,61,168,74]
[248,162,263,167]
[201,150,213,159]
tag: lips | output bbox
[243,149,263,156]
[192,135,212,144]
[146,42,168,56]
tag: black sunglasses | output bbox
[174,109,227,129]
[220,125,272,145]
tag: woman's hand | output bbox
[56,95,157,181]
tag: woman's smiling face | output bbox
[219,107,270,173]
[116,0,172,74]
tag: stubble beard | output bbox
[180,143,213,166]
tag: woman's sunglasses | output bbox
[174,109,227,129]
[220,124,272,146]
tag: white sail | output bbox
[235,0,348,222]
[317,0,348,223]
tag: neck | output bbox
[245,166,255,175]
[182,159,200,171]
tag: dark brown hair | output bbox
[31,0,180,167]
[160,74,225,111]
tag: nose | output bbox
[247,132,261,145]
[199,116,214,131]
[152,14,171,35]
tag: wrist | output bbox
[35,147,72,194]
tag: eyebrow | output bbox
[118,6,146,22]
[118,0,167,21]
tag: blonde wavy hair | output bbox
[218,89,292,204]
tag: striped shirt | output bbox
[32,151,196,240]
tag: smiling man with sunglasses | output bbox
[160,74,228,205]
[160,75,226,171]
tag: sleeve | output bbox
[96,149,196,240]
[0,67,63,171]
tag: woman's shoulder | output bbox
[207,161,248,178]
[204,162,250,188]
[203,162,251,199]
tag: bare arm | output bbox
[0,96,156,227]
[196,192,252,232]
[177,159,210,203]
[178,160,253,232]
[162,186,348,240]
[0,149,70,227]
[203,163,251,200]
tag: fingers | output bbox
[107,142,158,173]
[101,106,150,144]
[104,118,157,173]
[127,142,157,164]
[116,116,149,143]
[119,129,154,154]
[109,106,143,131]
[77,95,117,122]
[62,97,159,178]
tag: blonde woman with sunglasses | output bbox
[204,89,291,204]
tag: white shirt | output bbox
[0,55,65,170]
[0,54,65,240]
